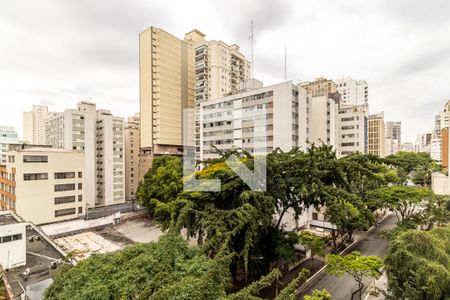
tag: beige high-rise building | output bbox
[124,113,140,201]
[139,27,195,180]
[368,112,385,157]
[184,30,251,102]
[23,105,49,145]
[184,30,251,158]
[300,77,337,98]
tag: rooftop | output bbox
[0,211,21,225]
[1,212,65,300]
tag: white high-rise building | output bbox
[337,104,368,157]
[415,133,430,153]
[23,105,49,145]
[45,102,124,207]
[309,95,338,149]
[200,80,310,160]
[0,126,19,164]
[336,77,368,106]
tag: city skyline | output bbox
[1,0,450,142]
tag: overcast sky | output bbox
[1,0,450,142]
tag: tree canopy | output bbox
[326,251,382,300]
[384,226,450,300]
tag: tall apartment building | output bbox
[23,105,49,145]
[368,113,386,157]
[139,27,195,180]
[337,104,368,157]
[200,80,311,160]
[45,102,124,207]
[124,113,140,201]
[336,78,368,106]
[0,126,19,164]
[0,144,85,224]
[300,77,337,97]
[184,30,251,159]
[386,121,402,145]
[309,95,338,149]
[184,30,251,102]
[415,133,430,153]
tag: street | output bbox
[297,213,397,300]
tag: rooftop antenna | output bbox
[284,45,287,81]
[249,20,255,80]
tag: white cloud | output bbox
[0,0,449,141]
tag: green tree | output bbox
[303,289,331,300]
[299,231,325,266]
[366,186,434,222]
[384,226,450,300]
[325,198,368,252]
[326,251,383,300]
[384,151,435,185]
[136,155,182,210]
[45,233,231,300]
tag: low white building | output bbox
[0,210,26,269]
[432,172,449,195]
[0,144,85,225]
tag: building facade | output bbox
[23,105,49,145]
[0,145,85,224]
[45,102,124,208]
[184,30,251,103]
[124,114,140,201]
[0,211,26,269]
[200,80,310,160]
[368,113,385,157]
[300,77,337,98]
[385,121,402,146]
[139,27,195,180]
[337,104,368,157]
[0,126,19,165]
[336,77,368,106]
[309,95,338,149]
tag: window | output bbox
[78,195,83,202]
[78,207,83,214]
[54,184,76,192]
[24,173,48,181]
[54,172,75,179]
[55,208,76,217]
[12,234,22,241]
[23,155,48,163]
[2,235,12,243]
[55,196,76,204]
[78,172,82,178]
[78,183,82,190]
[312,212,318,221]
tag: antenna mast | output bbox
[249,20,255,79]
[284,45,287,81]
